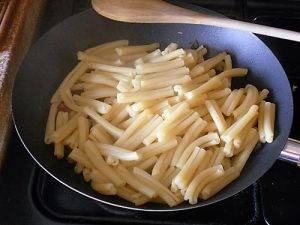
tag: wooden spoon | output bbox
[92,0,300,42]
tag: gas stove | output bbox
[0,1,299,225]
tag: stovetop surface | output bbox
[1,1,300,225]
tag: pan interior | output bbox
[12,9,293,211]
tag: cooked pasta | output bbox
[45,40,276,207]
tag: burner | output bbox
[260,161,300,225]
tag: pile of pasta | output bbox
[45,40,275,207]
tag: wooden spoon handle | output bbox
[205,17,300,42]
[92,0,300,42]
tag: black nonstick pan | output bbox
[12,7,298,211]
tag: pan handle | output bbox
[279,138,300,166]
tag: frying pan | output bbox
[12,7,299,211]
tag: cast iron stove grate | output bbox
[30,166,262,225]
